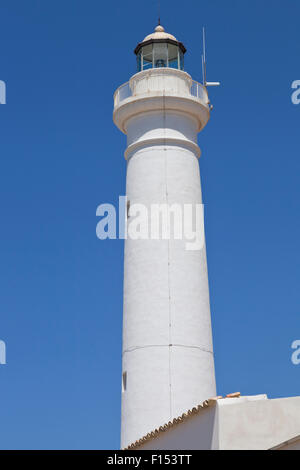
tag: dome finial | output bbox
[154,24,165,33]
[141,25,177,43]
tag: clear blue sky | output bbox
[0,0,299,450]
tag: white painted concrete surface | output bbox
[114,68,216,449]
[139,395,300,450]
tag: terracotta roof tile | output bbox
[123,393,247,450]
[226,392,241,398]
[124,396,223,450]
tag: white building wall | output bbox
[138,396,300,450]
[219,396,300,450]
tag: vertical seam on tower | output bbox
[162,80,172,421]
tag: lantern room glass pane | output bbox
[179,50,184,70]
[142,44,153,70]
[137,51,142,72]
[168,43,179,69]
[153,42,168,68]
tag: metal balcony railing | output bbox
[114,79,209,108]
[190,80,209,104]
[114,82,132,107]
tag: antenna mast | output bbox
[202,27,220,87]
[158,0,161,25]
[202,27,207,85]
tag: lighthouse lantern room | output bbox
[134,25,186,71]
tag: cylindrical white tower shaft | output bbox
[113,26,216,449]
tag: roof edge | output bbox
[123,396,221,450]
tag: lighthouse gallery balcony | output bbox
[114,69,209,108]
[113,68,210,135]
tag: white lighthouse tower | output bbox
[113,24,216,449]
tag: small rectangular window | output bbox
[127,200,130,218]
[122,371,127,392]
